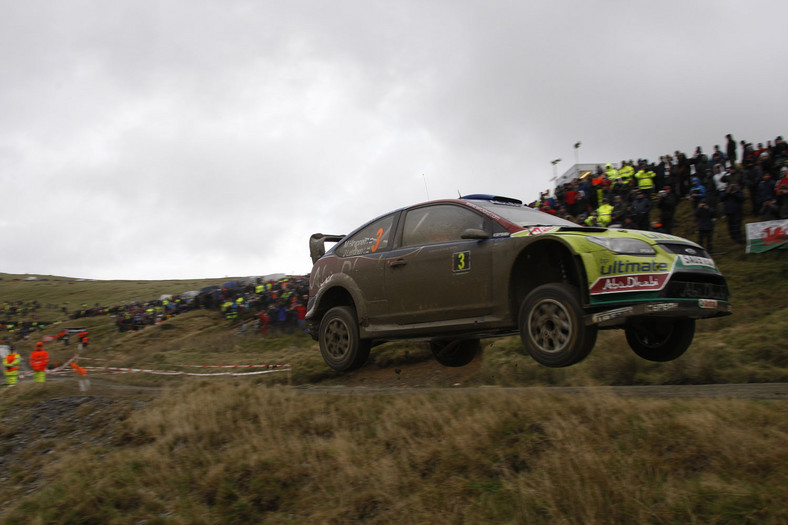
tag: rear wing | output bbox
[309,233,345,264]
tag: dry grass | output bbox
[2,385,786,524]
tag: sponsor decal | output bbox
[699,299,718,309]
[592,307,633,323]
[341,236,379,257]
[599,259,669,275]
[646,302,679,312]
[639,232,685,242]
[590,273,670,295]
[514,226,558,237]
[528,226,558,235]
[679,255,716,268]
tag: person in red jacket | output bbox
[30,342,50,384]
[78,331,89,350]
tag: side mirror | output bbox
[460,228,490,240]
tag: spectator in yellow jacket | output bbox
[618,161,635,185]
[4,350,21,387]
[635,160,656,198]
[597,200,614,227]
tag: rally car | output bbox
[306,195,731,371]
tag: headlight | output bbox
[587,236,655,255]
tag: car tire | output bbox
[430,339,480,367]
[519,283,597,367]
[318,306,371,371]
[625,318,695,362]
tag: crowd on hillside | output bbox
[0,301,62,339]
[98,276,309,335]
[530,134,788,252]
[0,276,310,343]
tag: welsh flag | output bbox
[746,219,788,253]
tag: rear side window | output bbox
[335,214,395,257]
[401,204,486,247]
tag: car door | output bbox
[384,203,496,324]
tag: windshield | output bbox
[468,200,578,228]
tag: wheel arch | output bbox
[307,273,366,339]
[508,238,588,321]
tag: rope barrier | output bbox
[81,365,291,377]
[12,355,292,379]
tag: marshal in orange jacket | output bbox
[30,343,50,372]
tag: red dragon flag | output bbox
[746,219,788,253]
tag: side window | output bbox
[334,214,395,257]
[401,205,486,247]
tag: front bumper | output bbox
[587,298,732,327]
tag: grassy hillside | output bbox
[0,198,786,523]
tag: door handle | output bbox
[388,258,407,268]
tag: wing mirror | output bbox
[460,228,491,240]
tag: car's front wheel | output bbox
[318,306,371,371]
[625,318,695,362]
[430,339,480,367]
[519,283,597,367]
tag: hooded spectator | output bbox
[631,190,652,230]
[694,199,715,253]
[776,167,788,218]
[656,186,677,234]
[720,183,745,244]
[756,172,776,217]
[688,177,707,209]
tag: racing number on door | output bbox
[371,228,384,252]
[453,251,471,272]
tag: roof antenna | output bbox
[422,173,430,200]
[457,189,462,198]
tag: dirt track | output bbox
[27,358,788,400]
[294,382,788,399]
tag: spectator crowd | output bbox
[102,276,308,335]
[530,134,788,253]
[0,276,310,345]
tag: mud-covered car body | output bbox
[307,195,731,371]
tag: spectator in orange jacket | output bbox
[30,342,50,383]
[77,331,89,351]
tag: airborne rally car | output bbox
[306,195,731,371]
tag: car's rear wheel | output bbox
[430,339,480,367]
[625,318,695,362]
[519,283,597,367]
[318,306,371,371]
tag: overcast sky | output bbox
[2,1,786,280]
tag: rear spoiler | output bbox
[309,233,345,264]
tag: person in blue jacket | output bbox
[688,177,707,209]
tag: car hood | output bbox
[513,226,704,249]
